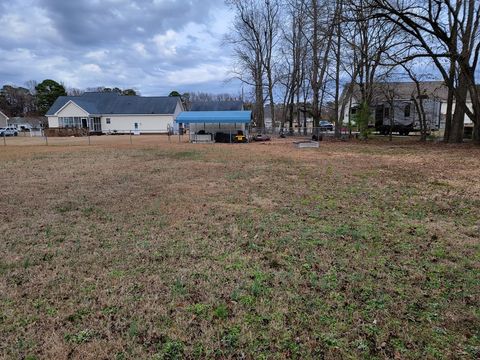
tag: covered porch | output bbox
[58,116,102,133]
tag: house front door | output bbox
[133,122,140,135]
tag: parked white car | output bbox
[0,127,18,137]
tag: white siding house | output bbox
[46,92,184,134]
[100,102,183,134]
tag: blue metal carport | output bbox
[175,111,252,143]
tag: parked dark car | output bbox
[214,130,247,143]
[253,134,271,142]
[214,132,230,143]
[319,120,334,131]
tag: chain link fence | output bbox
[1,126,359,146]
[1,130,189,147]
[248,126,354,140]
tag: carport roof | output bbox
[175,111,252,124]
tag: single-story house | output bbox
[46,92,184,134]
[0,110,9,128]
[341,81,474,135]
[176,101,250,143]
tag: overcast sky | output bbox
[0,0,238,96]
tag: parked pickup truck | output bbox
[0,127,18,137]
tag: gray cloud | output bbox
[39,0,217,47]
[0,0,238,95]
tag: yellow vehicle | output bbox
[234,135,247,143]
[233,131,248,143]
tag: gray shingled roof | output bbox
[46,92,181,116]
[189,101,244,111]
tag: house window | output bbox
[106,118,111,124]
[350,107,357,115]
[404,104,411,118]
[59,117,82,128]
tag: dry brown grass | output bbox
[0,136,479,359]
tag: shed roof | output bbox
[176,111,252,124]
[47,92,181,116]
[189,101,244,111]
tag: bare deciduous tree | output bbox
[226,0,280,130]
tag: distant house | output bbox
[176,101,251,143]
[8,117,45,131]
[0,110,9,128]
[46,92,184,134]
[341,81,474,135]
[8,117,45,136]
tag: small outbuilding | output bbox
[175,111,252,143]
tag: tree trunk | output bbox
[443,60,456,142]
[255,54,265,130]
[303,104,307,135]
[389,106,393,142]
[444,85,454,142]
[466,78,480,144]
[450,69,468,143]
[473,123,480,144]
[289,98,294,129]
[311,0,320,128]
[333,0,343,139]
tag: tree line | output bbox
[226,0,480,144]
[168,90,244,110]
[1,81,242,120]
[0,80,138,118]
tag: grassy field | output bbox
[0,137,479,359]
